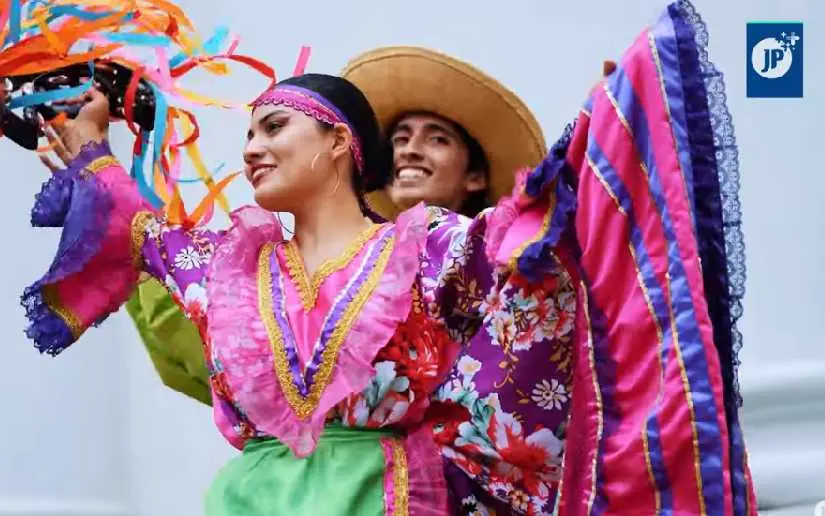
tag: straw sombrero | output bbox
[341,46,546,220]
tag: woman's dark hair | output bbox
[381,113,491,218]
[276,74,388,220]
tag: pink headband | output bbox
[250,85,365,173]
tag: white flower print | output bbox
[145,216,162,238]
[509,489,530,512]
[351,397,370,427]
[460,495,491,516]
[488,311,517,349]
[531,378,568,411]
[492,411,524,451]
[173,245,203,271]
[161,274,183,306]
[183,282,208,310]
[456,420,496,452]
[435,377,479,408]
[363,361,404,409]
[555,290,576,336]
[479,289,504,318]
[457,355,483,379]
[484,393,501,411]
[526,428,564,460]
[371,396,410,425]
[511,290,539,312]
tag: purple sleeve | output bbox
[420,166,580,514]
[136,214,223,325]
[21,139,221,355]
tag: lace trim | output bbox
[257,235,396,419]
[524,123,578,279]
[677,0,746,407]
[283,223,384,311]
[20,281,74,355]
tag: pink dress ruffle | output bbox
[483,168,529,266]
[207,204,429,456]
[403,426,450,515]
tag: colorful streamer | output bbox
[0,0,279,225]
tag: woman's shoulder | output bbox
[393,202,485,232]
[206,205,290,271]
[223,205,290,243]
[390,203,489,267]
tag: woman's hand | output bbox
[41,86,111,171]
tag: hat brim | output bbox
[341,46,546,221]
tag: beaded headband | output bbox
[250,84,365,173]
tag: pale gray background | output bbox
[0,0,822,515]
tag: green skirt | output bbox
[205,425,397,515]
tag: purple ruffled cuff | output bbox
[517,123,578,280]
[20,283,75,356]
[484,123,578,282]
[31,171,74,227]
[21,140,123,355]
[32,140,116,286]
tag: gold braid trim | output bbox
[258,233,395,419]
[42,285,84,340]
[130,211,155,269]
[283,223,384,311]
[389,437,409,516]
[82,156,120,177]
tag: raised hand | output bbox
[603,60,617,76]
[40,86,111,172]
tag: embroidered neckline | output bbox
[258,228,396,419]
[283,223,385,311]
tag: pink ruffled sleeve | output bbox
[21,139,220,356]
[479,1,757,514]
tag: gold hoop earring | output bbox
[310,152,321,175]
[331,166,341,195]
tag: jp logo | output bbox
[751,30,800,79]
[746,23,803,98]
[751,37,793,78]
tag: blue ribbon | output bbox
[167,25,229,67]
[149,83,168,190]
[176,162,227,183]
[4,0,22,45]
[50,5,121,21]
[8,62,96,109]
[130,130,163,208]
[97,31,171,47]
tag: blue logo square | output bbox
[746,22,803,98]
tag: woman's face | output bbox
[243,104,340,212]
[387,113,486,212]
